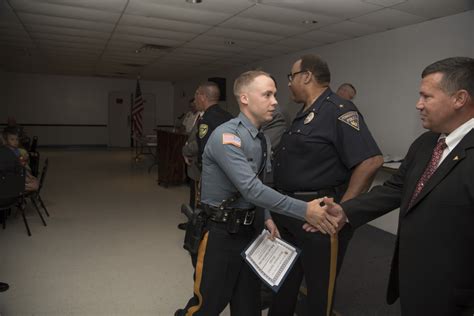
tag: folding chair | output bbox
[29,151,40,177]
[30,158,50,218]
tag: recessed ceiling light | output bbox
[186,0,202,3]
[302,20,318,25]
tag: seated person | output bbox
[3,127,39,192]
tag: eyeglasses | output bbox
[287,70,307,82]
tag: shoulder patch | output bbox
[198,124,208,138]
[338,111,360,131]
[222,133,241,147]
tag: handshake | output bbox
[304,197,347,235]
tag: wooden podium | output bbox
[155,129,187,187]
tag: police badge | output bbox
[304,112,315,124]
[199,124,209,138]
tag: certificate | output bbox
[242,229,300,292]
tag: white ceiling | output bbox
[0,0,472,81]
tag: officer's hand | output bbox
[323,197,347,232]
[265,218,281,240]
[305,198,337,235]
[302,222,318,233]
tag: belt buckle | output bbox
[243,211,254,225]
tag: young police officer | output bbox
[175,70,339,316]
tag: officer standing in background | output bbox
[268,54,384,316]
[179,98,203,231]
[175,70,340,316]
[194,81,233,168]
[336,83,357,101]
[176,83,233,313]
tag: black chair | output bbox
[0,171,27,233]
[29,151,40,177]
[30,158,50,218]
[29,136,38,153]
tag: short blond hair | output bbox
[233,70,271,101]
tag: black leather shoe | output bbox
[174,309,184,316]
[177,222,188,230]
[0,282,9,292]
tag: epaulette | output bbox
[326,93,356,113]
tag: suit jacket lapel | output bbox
[405,129,474,215]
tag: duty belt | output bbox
[202,204,256,226]
[276,188,337,201]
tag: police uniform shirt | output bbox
[197,104,233,164]
[201,112,307,220]
[274,88,381,192]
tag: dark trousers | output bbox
[180,222,261,316]
[189,179,196,209]
[268,212,353,316]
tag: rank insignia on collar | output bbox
[338,111,360,131]
[199,124,208,138]
[339,104,344,108]
[453,156,459,160]
[304,112,315,124]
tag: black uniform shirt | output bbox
[197,104,233,165]
[274,88,381,192]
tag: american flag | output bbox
[131,79,144,137]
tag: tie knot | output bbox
[437,137,447,150]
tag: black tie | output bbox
[256,131,267,179]
[254,132,267,230]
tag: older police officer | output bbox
[268,54,384,316]
[176,70,339,316]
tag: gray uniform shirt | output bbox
[201,112,307,220]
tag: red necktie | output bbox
[408,138,447,208]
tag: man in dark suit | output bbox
[317,57,474,316]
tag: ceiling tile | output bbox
[275,37,325,51]
[240,3,342,28]
[220,16,307,36]
[182,40,246,53]
[319,20,387,37]
[9,0,121,22]
[188,35,263,49]
[351,8,427,29]
[172,47,241,58]
[22,25,109,42]
[120,14,211,34]
[125,1,230,25]
[115,25,196,41]
[392,0,473,19]
[204,27,284,43]
[26,0,128,12]
[20,13,115,33]
[111,33,185,48]
[258,0,383,19]
[30,32,107,45]
[296,29,351,43]
[362,0,407,6]
[134,0,255,14]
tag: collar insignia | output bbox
[304,112,315,124]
